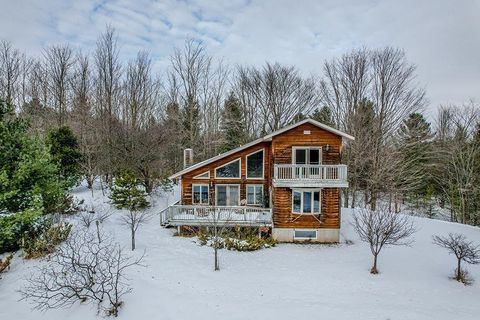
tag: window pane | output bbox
[247,186,255,204]
[216,159,240,178]
[229,186,239,206]
[247,150,263,178]
[295,149,306,164]
[294,230,317,239]
[314,191,320,212]
[310,149,320,165]
[193,185,200,204]
[217,186,227,205]
[303,192,312,213]
[255,186,263,205]
[293,191,301,212]
[201,186,209,204]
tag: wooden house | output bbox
[163,119,354,243]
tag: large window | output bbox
[247,185,264,206]
[292,189,321,214]
[216,185,240,206]
[192,184,209,204]
[215,159,240,178]
[246,149,264,179]
[293,147,321,165]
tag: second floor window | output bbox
[215,158,240,178]
[246,149,264,179]
[293,147,321,165]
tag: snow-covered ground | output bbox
[1,182,480,320]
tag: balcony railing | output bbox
[273,164,348,187]
[160,205,272,227]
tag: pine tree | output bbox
[164,102,183,172]
[182,96,200,150]
[110,169,150,250]
[311,106,334,127]
[46,126,83,188]
[220,92,248,152]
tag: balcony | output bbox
[160,204,272,227]
[273,164,348,188]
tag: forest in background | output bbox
[1,26,480,226]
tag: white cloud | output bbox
[0,0,479,113]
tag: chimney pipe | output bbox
[183,148,193,169]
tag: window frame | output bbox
[246,149,265,180]
[214,158,241,179]
[193,171,210,179]
[246,184,264,206]
[192,184,209,205]
[215,184,241,206]
[294,229,318,240]
[291,188,322,214]
[292,146,322,165]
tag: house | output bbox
[163,118,354,243]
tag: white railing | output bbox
[273,164,348,186]
[161,205,272,226]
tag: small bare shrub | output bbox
[433,233,480,285]
[0,253,13,278]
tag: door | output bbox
[215,185,240,206]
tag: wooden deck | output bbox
[160,205,272,227]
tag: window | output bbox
[193,171,210,179]
[294,229,317,240]
[246,149,264,179]
[292,189,321,214]
[293,147,322,165]
[215,159,240,178]
[247,185,263,206]
[216,185,240,206]
[192,184,209,204]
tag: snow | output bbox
[1,182,480,320]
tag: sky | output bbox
[0,0,479,116]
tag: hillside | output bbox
[1,183,479,320]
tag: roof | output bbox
[169,118,354,179]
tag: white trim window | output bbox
[246,184,264,206]
[215,184,240,206]
[294,229,317,240]
[292,189,321,214]
[192,184,209,205]
[215,158,241,179]
[246,149,264,179]
[292,147,322,165]
[193,171,210,179]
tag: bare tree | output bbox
[433,233,480,284]
[0,40,22,105]
[202,207,234,271]
[120,208,151,251]
[20,230,143,317]
[352,205,416,274]
[43,44,75,125]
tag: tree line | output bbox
[1,26,479,225]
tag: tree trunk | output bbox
[214,245,219,271]
[131,224,136,251]
[456,258,462,281]
[343,189,349,208]
[370,254,379,274]
[96,220,101,243]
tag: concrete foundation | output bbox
[272,227,339,243]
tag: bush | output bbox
[21,219,72,259]
[197,227,275,252]
[0,206,43,253]
[0,253,13,278]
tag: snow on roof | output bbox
[169,118,354,180]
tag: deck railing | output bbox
[160,205,272,226]
[273,164,348,187]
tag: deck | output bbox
[160,204,272,227]
[273,164,348,188]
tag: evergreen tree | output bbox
[164,102,183,172]
[311,106,334,127]
[182,96,201,150]
[46,126,83,188]
[220,92,248,152]
[110,169,150,250]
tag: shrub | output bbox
[197,227,275,252]
[21,219,72,259]
[0,206,43,253]
[0,253,13,278]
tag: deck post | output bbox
[177,226,181,236]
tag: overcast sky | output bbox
[0,0,479,116]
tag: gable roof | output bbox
[169,118,354,179]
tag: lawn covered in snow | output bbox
[1,182,480,320]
